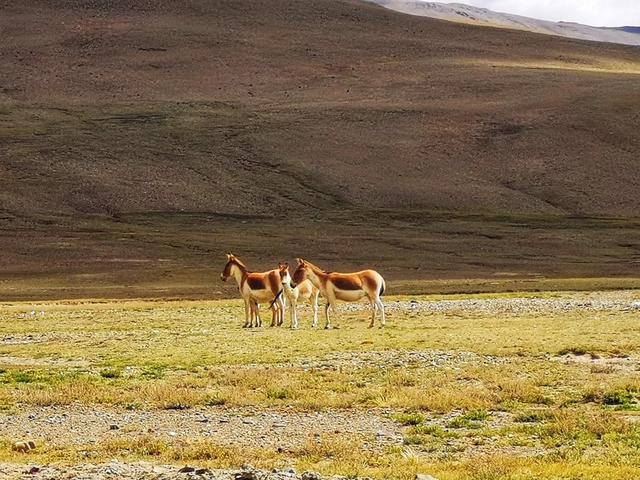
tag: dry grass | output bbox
[1,291,640,478]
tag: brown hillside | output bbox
[1,0,639,298]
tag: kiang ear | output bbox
[226,252,233,260]
[296,258,304,265]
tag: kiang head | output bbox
[220,253,237,281]
[277,262,292,286]
[291,258,309,286]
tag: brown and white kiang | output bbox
[291,258,385,329]
[220,253,285,328]
[276,262,320,329]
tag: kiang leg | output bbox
[290,298,298,329]
[310,290,319,328]
[375,297,385,327]
[253,301,261,328]
[243,298,251,328]
[368,297,377,328]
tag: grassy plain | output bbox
[1,291,639,479]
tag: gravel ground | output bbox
[351,292,640,315]
[0,462,351,480]
[0,406,402,452]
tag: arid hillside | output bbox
[1,0,639,298]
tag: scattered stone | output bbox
[104,465,120,475]
[24,466,40,474]
[416,474,439,480]
[109,424,120,430]
[235,471,259,480]
[301,471,322,480]
[178,466,195,473]
[195,468,210,475]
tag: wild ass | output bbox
[276,262,319,329]
[220,253,285,328]
[291,258,385,329]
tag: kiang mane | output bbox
[231,256,249,271]
[305,260,327,274]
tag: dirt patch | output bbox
[0,335,48,346]
[553,353,640,374]
[0,405,402,452]
[0,356,89,368]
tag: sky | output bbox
[458,0,640,26]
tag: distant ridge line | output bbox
[370,1,640,46]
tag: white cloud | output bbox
[458,0,640,26]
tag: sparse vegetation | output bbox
[1,291,640,479]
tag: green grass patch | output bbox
[514,410,549,423]
[99,367,122,379]
[391,412,425,426]
[448,411,489,429]
[266,388,293,400]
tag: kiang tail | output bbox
[269,289,284,309]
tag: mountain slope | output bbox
[371,1,640,46]
[1,0,640,297]
[611,26,640,35]
[2,0,640,218]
